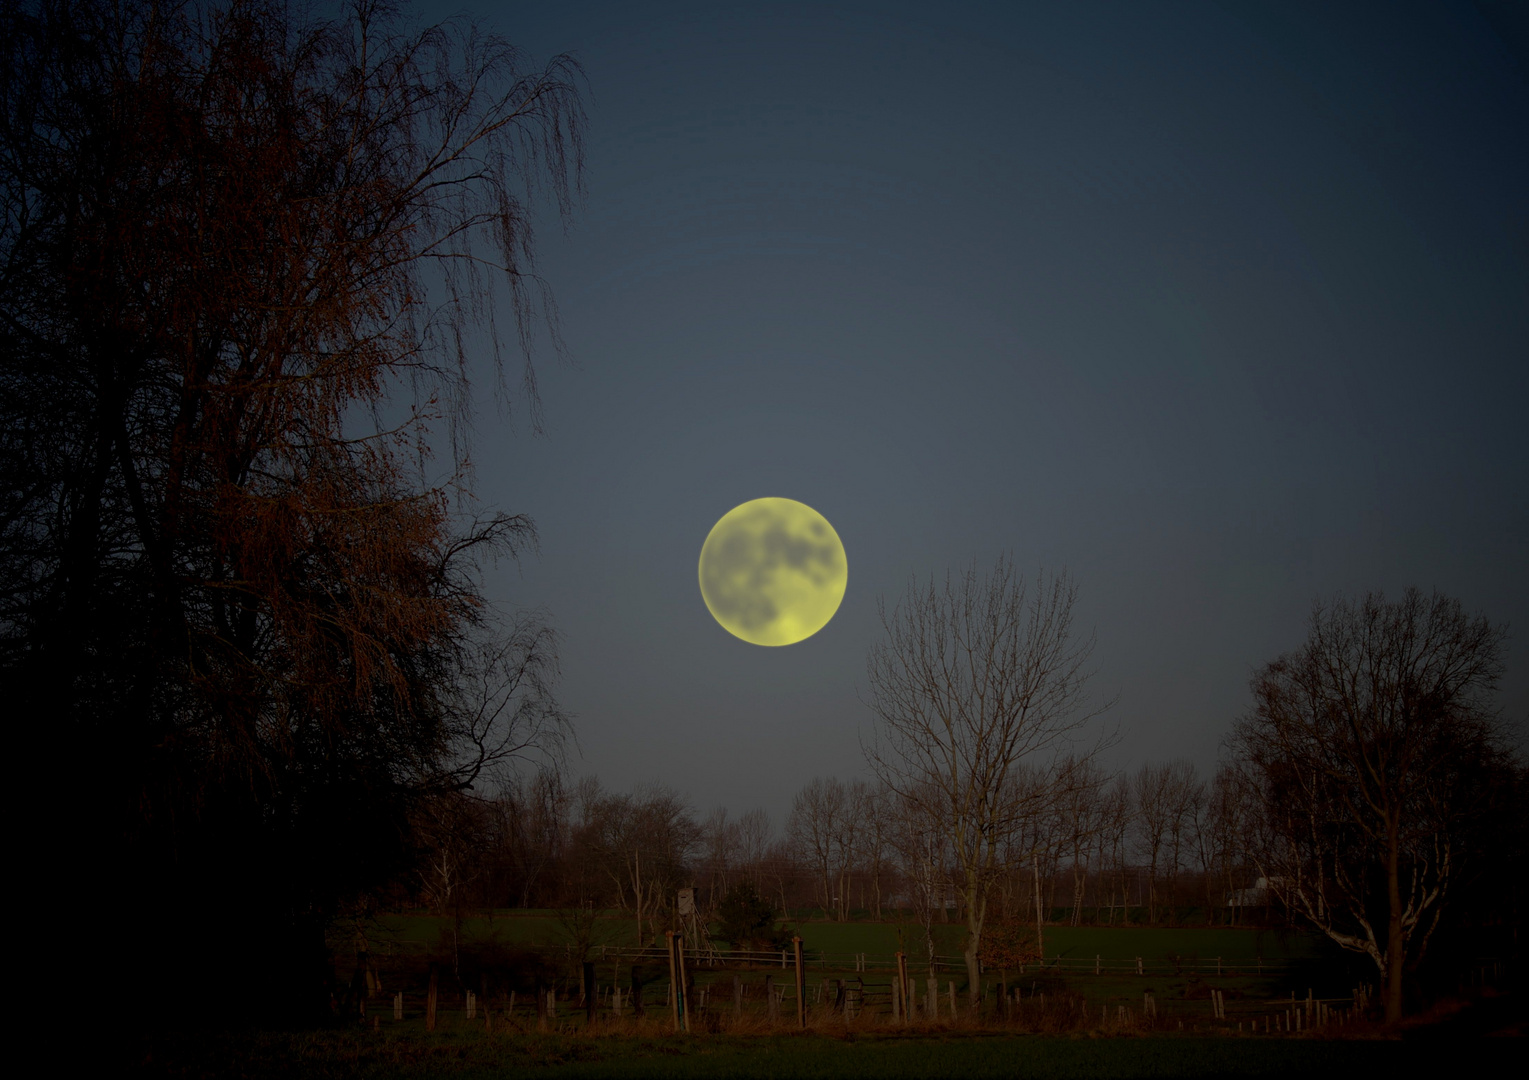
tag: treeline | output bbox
[401,760,1276,934]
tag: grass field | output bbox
[162,916,1514,1078]
[140,1028,1477,1080]
[352,913,1340,1019]
[361,911,1323,966]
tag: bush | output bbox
[715,883,792,951]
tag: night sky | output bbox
[447,1,1527,822]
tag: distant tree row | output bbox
[401,762,1266,939]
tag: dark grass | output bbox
[137,1029,1476,1080]
[359,914,1323,964]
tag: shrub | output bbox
[715,883,793,951]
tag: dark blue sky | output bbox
[448,1,1526,822]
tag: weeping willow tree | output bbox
[1,0,581,1019]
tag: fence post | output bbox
[677,933,692,1033]
[896,951,910,1022]
[765,974,776,1021]
[666,931,679,1031]
[584,962,596,1025]
[426,968,438,1032]
[793,936,806,1029]
[393,992,403,1021]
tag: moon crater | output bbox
[699,498,847,646]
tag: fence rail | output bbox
[593,945,1293,978]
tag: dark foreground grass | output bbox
[139,1029,1474,1080]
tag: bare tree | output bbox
[1095,774,1132,924]
[864,557,1105,1002]
[886,783,950,975]
[1056,758,1107,925]
[759,837,800,918]
[839,781,879,918]
[699,807,743,911]
[1163,760,1203,924]
[448,616,572,791]
[788,777,854,919]
[1194,763,1256,925]
[1132,764,1173,924]
[497,770,569,907]
[858,784,891,920]
[1189,767,1221,924]
[736,808,773,895]
[583,781,699,948]
[1233,588,1508,1022]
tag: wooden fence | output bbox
[595,944,1294,979]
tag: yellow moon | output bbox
[698,498,847,646]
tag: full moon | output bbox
[698,498,847,646]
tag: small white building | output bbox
[1226,876,1280,907]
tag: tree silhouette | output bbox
[1234,588,1508,1022]
[1,0,582,1020]
[714,882,790,951]
[864,557,1107,1003]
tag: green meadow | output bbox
[344,911,1346,1036]
[360,911,1320,966]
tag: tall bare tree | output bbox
[1132,764,1173,924]
[700,806,743,911]
[886,782,950,974]
[1095,773,1132,924]
[788,776,855,919]
[1056,758,1107,925]
[736,808,773,894]
[1233,588,1507,1022]
[1163,760,1203,924]
[864,557,1104,1001]
[858,783,891,920]
[583,781,699,947]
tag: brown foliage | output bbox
[2,0,582,1020]
[975,920,1040,970]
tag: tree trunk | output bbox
[1033,860,1045,962]
[633,850,644,948]
[1385,827,1405,1023]
[964,884,985,1006]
